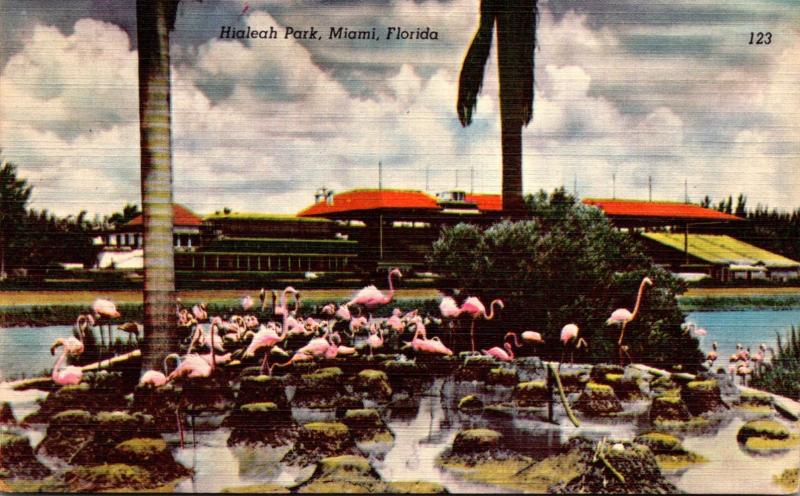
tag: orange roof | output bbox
[298,189,441,217]
[582,198,743,222]
[466,194,503,211]
[126,204,203,227]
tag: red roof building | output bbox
[298,189,441,218]
[582,198,743,228]
[125,204,204,227]
[99,204,203,251]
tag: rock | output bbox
[451,428,502,454]
[130,383,181,433]
[487,367,518,387]
[352,369,392,402]
[63,463,153,492]
[633,432,687,455]
[773,468,799,493]
[284,422,359,466]
[552,439,679,494]
[24,382,127,423]
[293,367,346,408]
[0,402,16,425]
[558,369,590,393]
[454,356,496,382]
[602,374,643,401]
[649,394,691,422]
[590,364,624,382]
[226,402,298,447]
[236,375,289,408]
[649,376,678,396]
[108,438,189,481]
[342,408,393,444]
[35,409,95,461]
[386,481,448,493]
[382,360,422,391]
[681,380,727,415]
[221,483,291,493]
[574,382,623,416]
[737,419,800,452]
[295,455,385,493]
[457,395,484,412]
[70,411,161,465]
[334,396,364,418]
[514,380,549,407]
[0,432,51,479]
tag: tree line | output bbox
[0,160,141,278]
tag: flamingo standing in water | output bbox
[92,298,121,348]
[52,348,83,386]
[706,341,718,368]
[482,333,515,362]
[139,353,181,387]
[366,324,384,357]
[404,317,453,356]
[606,277,652,366]
[439,296,461,348]
[459,297,503,354]
[558,323,587,372]
[347,268,402,321]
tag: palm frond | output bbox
[457,0,497,127]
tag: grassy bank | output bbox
[0,291,441,328]
[677,294,800,312]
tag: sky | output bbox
[1,0,798,217]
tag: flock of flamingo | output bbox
[48,271,769,408]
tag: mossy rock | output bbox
[649,395,692,422]
[221,483,291,493]
[293,368,346,407]
[602,374,643,401]
[484,403,514,419]
[35,409,96,461]
[633,432,686,454]
[343,409,383,431]
[650,376,678,395]
[0,433,52,479]
[295,455,385,493]
[487,367,518,386]
[574,382,623,416]
[590,364,624,382]
[226,402,298,447]
[773,467,799,492]
[334,395,364,418]
[285,422,359,465]
[681,380,727,416]
[457,395,484,412]
[0,402,15,425]
[737,390,772,407]
[63,463,153,492]
[108,438,189,480]
[552,441,679,494]
[236,375,289,408]
[386,481,448,493]
[737,419,799,451]
[454,355,497,382]
[382,360,422,390]
[24,382,127,423]
[558,369,590,393]
[514,380,549,407]
[70,411,161,466]
[130,383,181,433]
[353,369,393,401]
[451,428,502,454]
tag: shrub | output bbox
[429,188,704,370]
[751,326,800,400]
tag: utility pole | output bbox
[378,160,383,191]
[648,176,652,202]
[378,160,383,262]
[684,178,688,203]
[470,164,474,194]
[425,164,429,191]
[573,173,577,196]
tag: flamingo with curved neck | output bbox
[607,276,652,365]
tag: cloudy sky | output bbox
[1,0,798,217]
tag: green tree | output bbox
[429,188,704,370]
[107,203,142,227]
[0,160,32,278]
[457,0,537,218]
[136,0,181,372]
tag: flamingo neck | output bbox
[486,300,501,320]
[52,351,66,381]
[630,278,651,321]
[505,331,521,348]
[505,342,514,359]
[385,271,398,302]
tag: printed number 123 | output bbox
[749,32,772,44]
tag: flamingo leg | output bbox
[470,320,476,354]
[558,345,566,374]
[260,350,270,375]
[176,407,184,449]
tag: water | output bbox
[2,309,798,381]
[687,309,800,368]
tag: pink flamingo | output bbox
[347,268,402,320]
[607,276,652,365]
[348,315,369,336]
[386,308,405,333]
[706,341,718,367]
[295,330,332,358]
[241,295,254,312]
[52,348,83,386]
[459,297,504,354]
[366,324,384,357]
[439,296,461,348]
[51,336,84,357]
[481,334,514,362]
[192,303,208,322]
[521,330,544,354]
[330,332,358,356]
[335,304,352,321]
[92,298,121,348]
[139,353,181,387]
[558,323,587,372]
[404,318,453,356]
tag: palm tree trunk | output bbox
[137,0,179,372]
[496,1,535,219]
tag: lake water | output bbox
[1,309,799,380]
